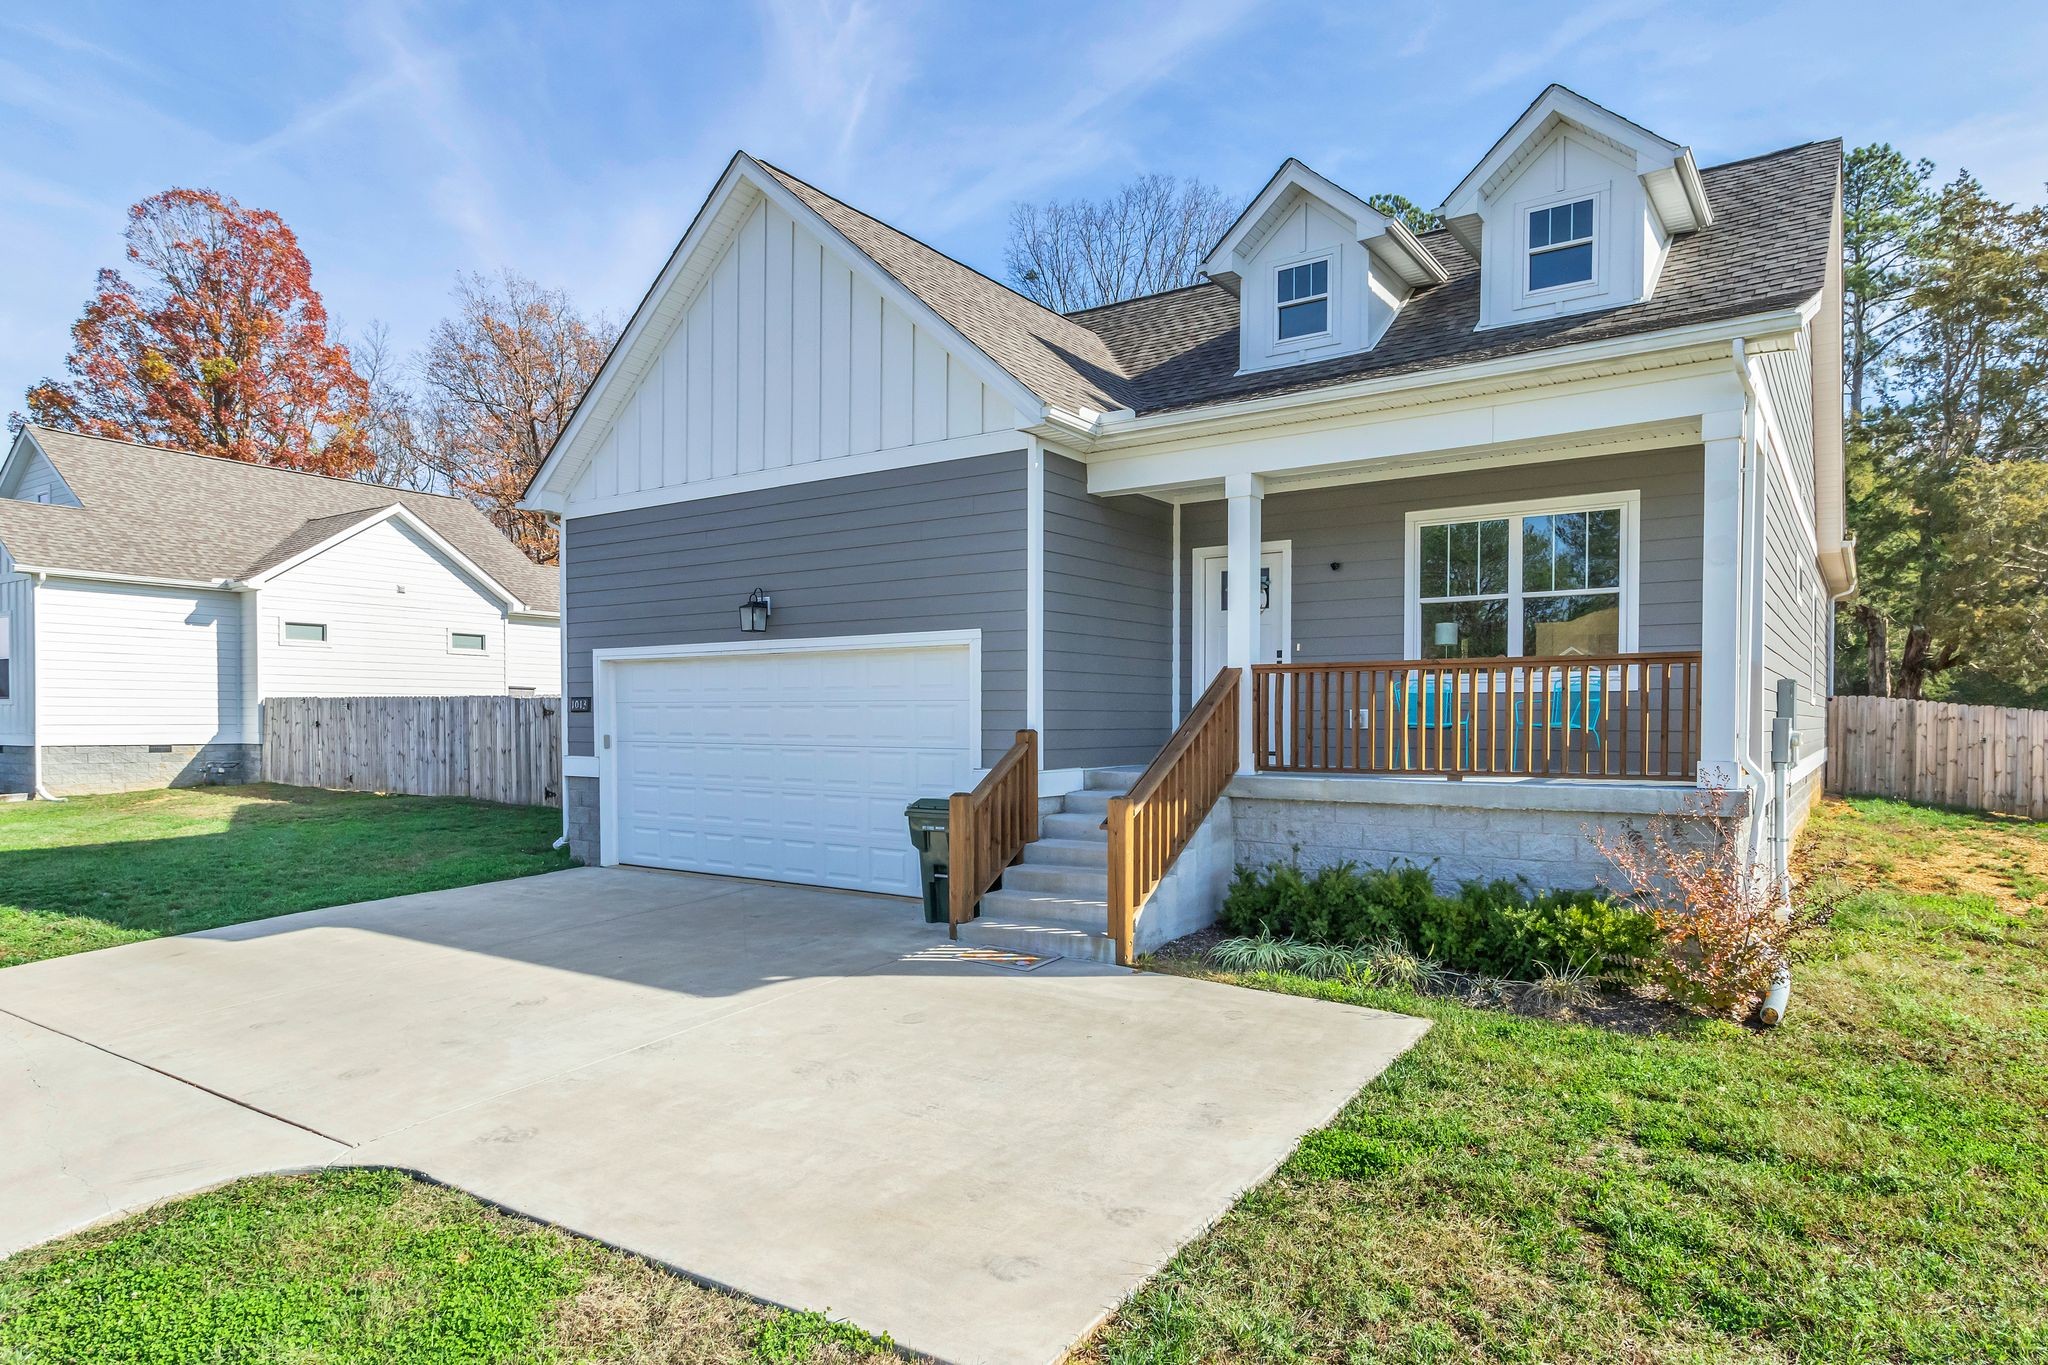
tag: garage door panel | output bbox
[611,644,974,895]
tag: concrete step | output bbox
[979,886,1109,932]
[1042,811,1110,842]
[1083,766,1143,792]
[1059,788,1116,815]
[1017,837,1109,869]
[956,917,1121,966]
[999,864,1109,899]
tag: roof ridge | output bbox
[754,159,1123,367]
[26,424,465,501]
[1063,279,1225,319]
[1698,137,1839,174]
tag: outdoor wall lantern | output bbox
[739,588,772,633]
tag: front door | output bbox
[1195,544,1291,681]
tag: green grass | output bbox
[0,784,573,967]
[4,796,2042,1362]
[1080,797,2048,1363]
[0,1169,891,1364]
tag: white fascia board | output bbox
[1440,85,1684,218]
[524,151,750,509]
[243,504,529,613]
[1058,306,1807,457]
[524,154,1047,512]
[1202,158,1446,286]
[1084,366,1747,498]
[10,565,238,591]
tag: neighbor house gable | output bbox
[0,430,80,507]
[243,503,530,613]
[525,155,1049,516]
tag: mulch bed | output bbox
[1145,927,1698,1036]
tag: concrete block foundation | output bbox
[37,743,258,797]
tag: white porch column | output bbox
[1225,472,1264,770]
[1698,409,1745,787]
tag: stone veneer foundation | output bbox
[37,743,258,797]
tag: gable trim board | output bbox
[526,155,1047,514]
[241,503,534,612]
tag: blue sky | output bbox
[4,0,2045,413]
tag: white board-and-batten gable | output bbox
[530,156,1037,517]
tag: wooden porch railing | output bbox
[1105,667,1240,967]
[948,729,1038,934]
[1252,652,1700,781]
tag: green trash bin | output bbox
[904,797,954,924]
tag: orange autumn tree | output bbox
[25,188,371,475]
[400,272,615,563]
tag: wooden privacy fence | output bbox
[262,695,562,807]
[1827,694,2048,820]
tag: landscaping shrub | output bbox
[1217,858,1655,980]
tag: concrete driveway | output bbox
[0,867,1427,1364]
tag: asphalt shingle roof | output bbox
[758,140,1838,422]
[0,427,559,611]
[759,161,1141,415]
[1065,139,1841,416]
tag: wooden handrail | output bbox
[1105,667,1240,967]
[1252,651,1700,781]
[947,729,1038,935]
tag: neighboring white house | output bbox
[0,426,560,796]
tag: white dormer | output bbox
[1438,85,1713,330]
[1202,160,1446,376]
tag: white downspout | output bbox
[551,514,570,851]
[1733,339,1793,1024]
[28,572,63,802]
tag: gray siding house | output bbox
[523,85,1852,964]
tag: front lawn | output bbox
[1081,796,2048,1362]
[0,784,572,968]
[0,1169,889,1364]
[3,797,2041,1362]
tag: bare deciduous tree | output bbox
[366,272,616,563]
[1004,174,1241,312]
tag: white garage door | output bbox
[610,642,974,895]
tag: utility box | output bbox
[904,797,953,925]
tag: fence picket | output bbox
[1826,695,2048,820]
[259,695,560,807]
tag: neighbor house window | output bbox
[1414,499,1629,659]
[0,614,10,700]
[282,621,327,644]
[1528,198,1594,291]
[449,631,487,652]
[1275,259,1330,340]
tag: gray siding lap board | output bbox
[1760,451,1828,742]
[1042,453,1172,768]
[563,451,1028,760]
[1178,447,1706,697]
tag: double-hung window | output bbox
[1527,198,1594,291]
[1414,499,1630,659]
[0,614,10,700]
[1275,259,1329,340]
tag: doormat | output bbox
[903,942,1062,971]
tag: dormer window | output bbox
[1528,198,1594,291]
[1275,259,1330,340]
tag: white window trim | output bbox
[1402,490,1640,659]
[1267,249,1337,358]
[446,628,491,656]
[1514,185,1608,310]
[279,620,330,647]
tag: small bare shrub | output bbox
[1592,785,1836,1019]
